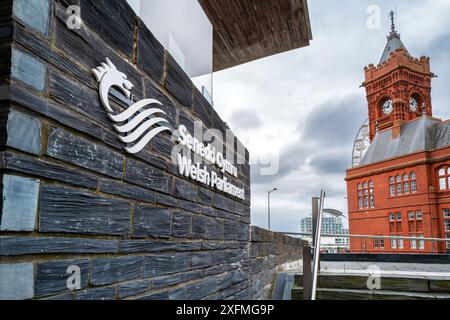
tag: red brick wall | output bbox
[346,147,450,254]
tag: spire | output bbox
[389,10,396,33]
[379,10,409,64]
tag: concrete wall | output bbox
[0,0,305,300]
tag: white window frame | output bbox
[444,208,450,219]
[410,235,417,249]
[445,220,450,232]
[416,211,422,220]
[391,239,397,249]
[418,235,425,250]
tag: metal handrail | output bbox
[284,232,450,242]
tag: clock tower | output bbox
[363,11,435,141]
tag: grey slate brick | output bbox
[1,175,40,232]
[35,259,90,297]
[13,0,50,35]
[118,280,149,299]
[0,263,34,300]
[91,256,144,286]
[7,110,41,155]
[75,286,116,300]
[11,48,46,91]
[47,127,124,179]
[39,184,131,236]
[133,206,172,238]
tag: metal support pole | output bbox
[312,197,319,247]
[302,246,312,300]
[311,190,325,301]
[268,191,271,231]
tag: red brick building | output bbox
[346,19,450,254]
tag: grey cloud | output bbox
[229,110,263,130]
[308,148,351,175]
[302,94,367,148]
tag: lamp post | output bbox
[267,188,278,230]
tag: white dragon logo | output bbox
[93,58,172,154]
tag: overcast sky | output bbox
[212,0,450,233]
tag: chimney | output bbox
[392,119,405,139]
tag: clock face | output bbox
[382,99,393,115]
[409,97,418,112]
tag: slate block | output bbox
[0,236,119,256]
[125,159,170,193]
[206,217,224,241]
[198,187,213,206]
[213,194,235,213]
[11,48,46,91]
[191,214,208,239]
[91,256,144,286]
[7,110,41,155]
[100,180,155,203]
[47,127,124,179]
[49,71,109,125]
[165,54,193,108]
[143,253,190,278]
[172,178,198,202]
[172,212,192,238]
[191,252,213,269]
[169,286,187,300]
[13,0,50,35]
[224,220,239,241]
[137,20,164,82]
[136,291,169,300]
[1,175,40,232]
[118,240,174,254]
[35,259,90,297]
[151,274,183,289]
[0,263,34,300]
[42,293,74,300]
[185,277,217,300]
[39,184,131,236]
[79,0,135,57]
[182,270,204,282]
[2,152,99,189]
[133,206,172,238]
[75,287,116,300]
[118,280,149,299]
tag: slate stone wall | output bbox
[250,227,305,300]
[0,0,304,300]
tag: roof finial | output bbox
[389,10,396,33]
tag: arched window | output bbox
[357,181,375,209]
[396,175,402,195]
[389,177,395,196]
[357,183,363,209]
[369,181,375,208]
[403,174,410,194]
[437,167,450,191]
[410,172,417,193]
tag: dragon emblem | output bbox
[93,58,172,154]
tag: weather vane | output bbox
[389,10,396,33]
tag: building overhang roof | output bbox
[199,0,313,72]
